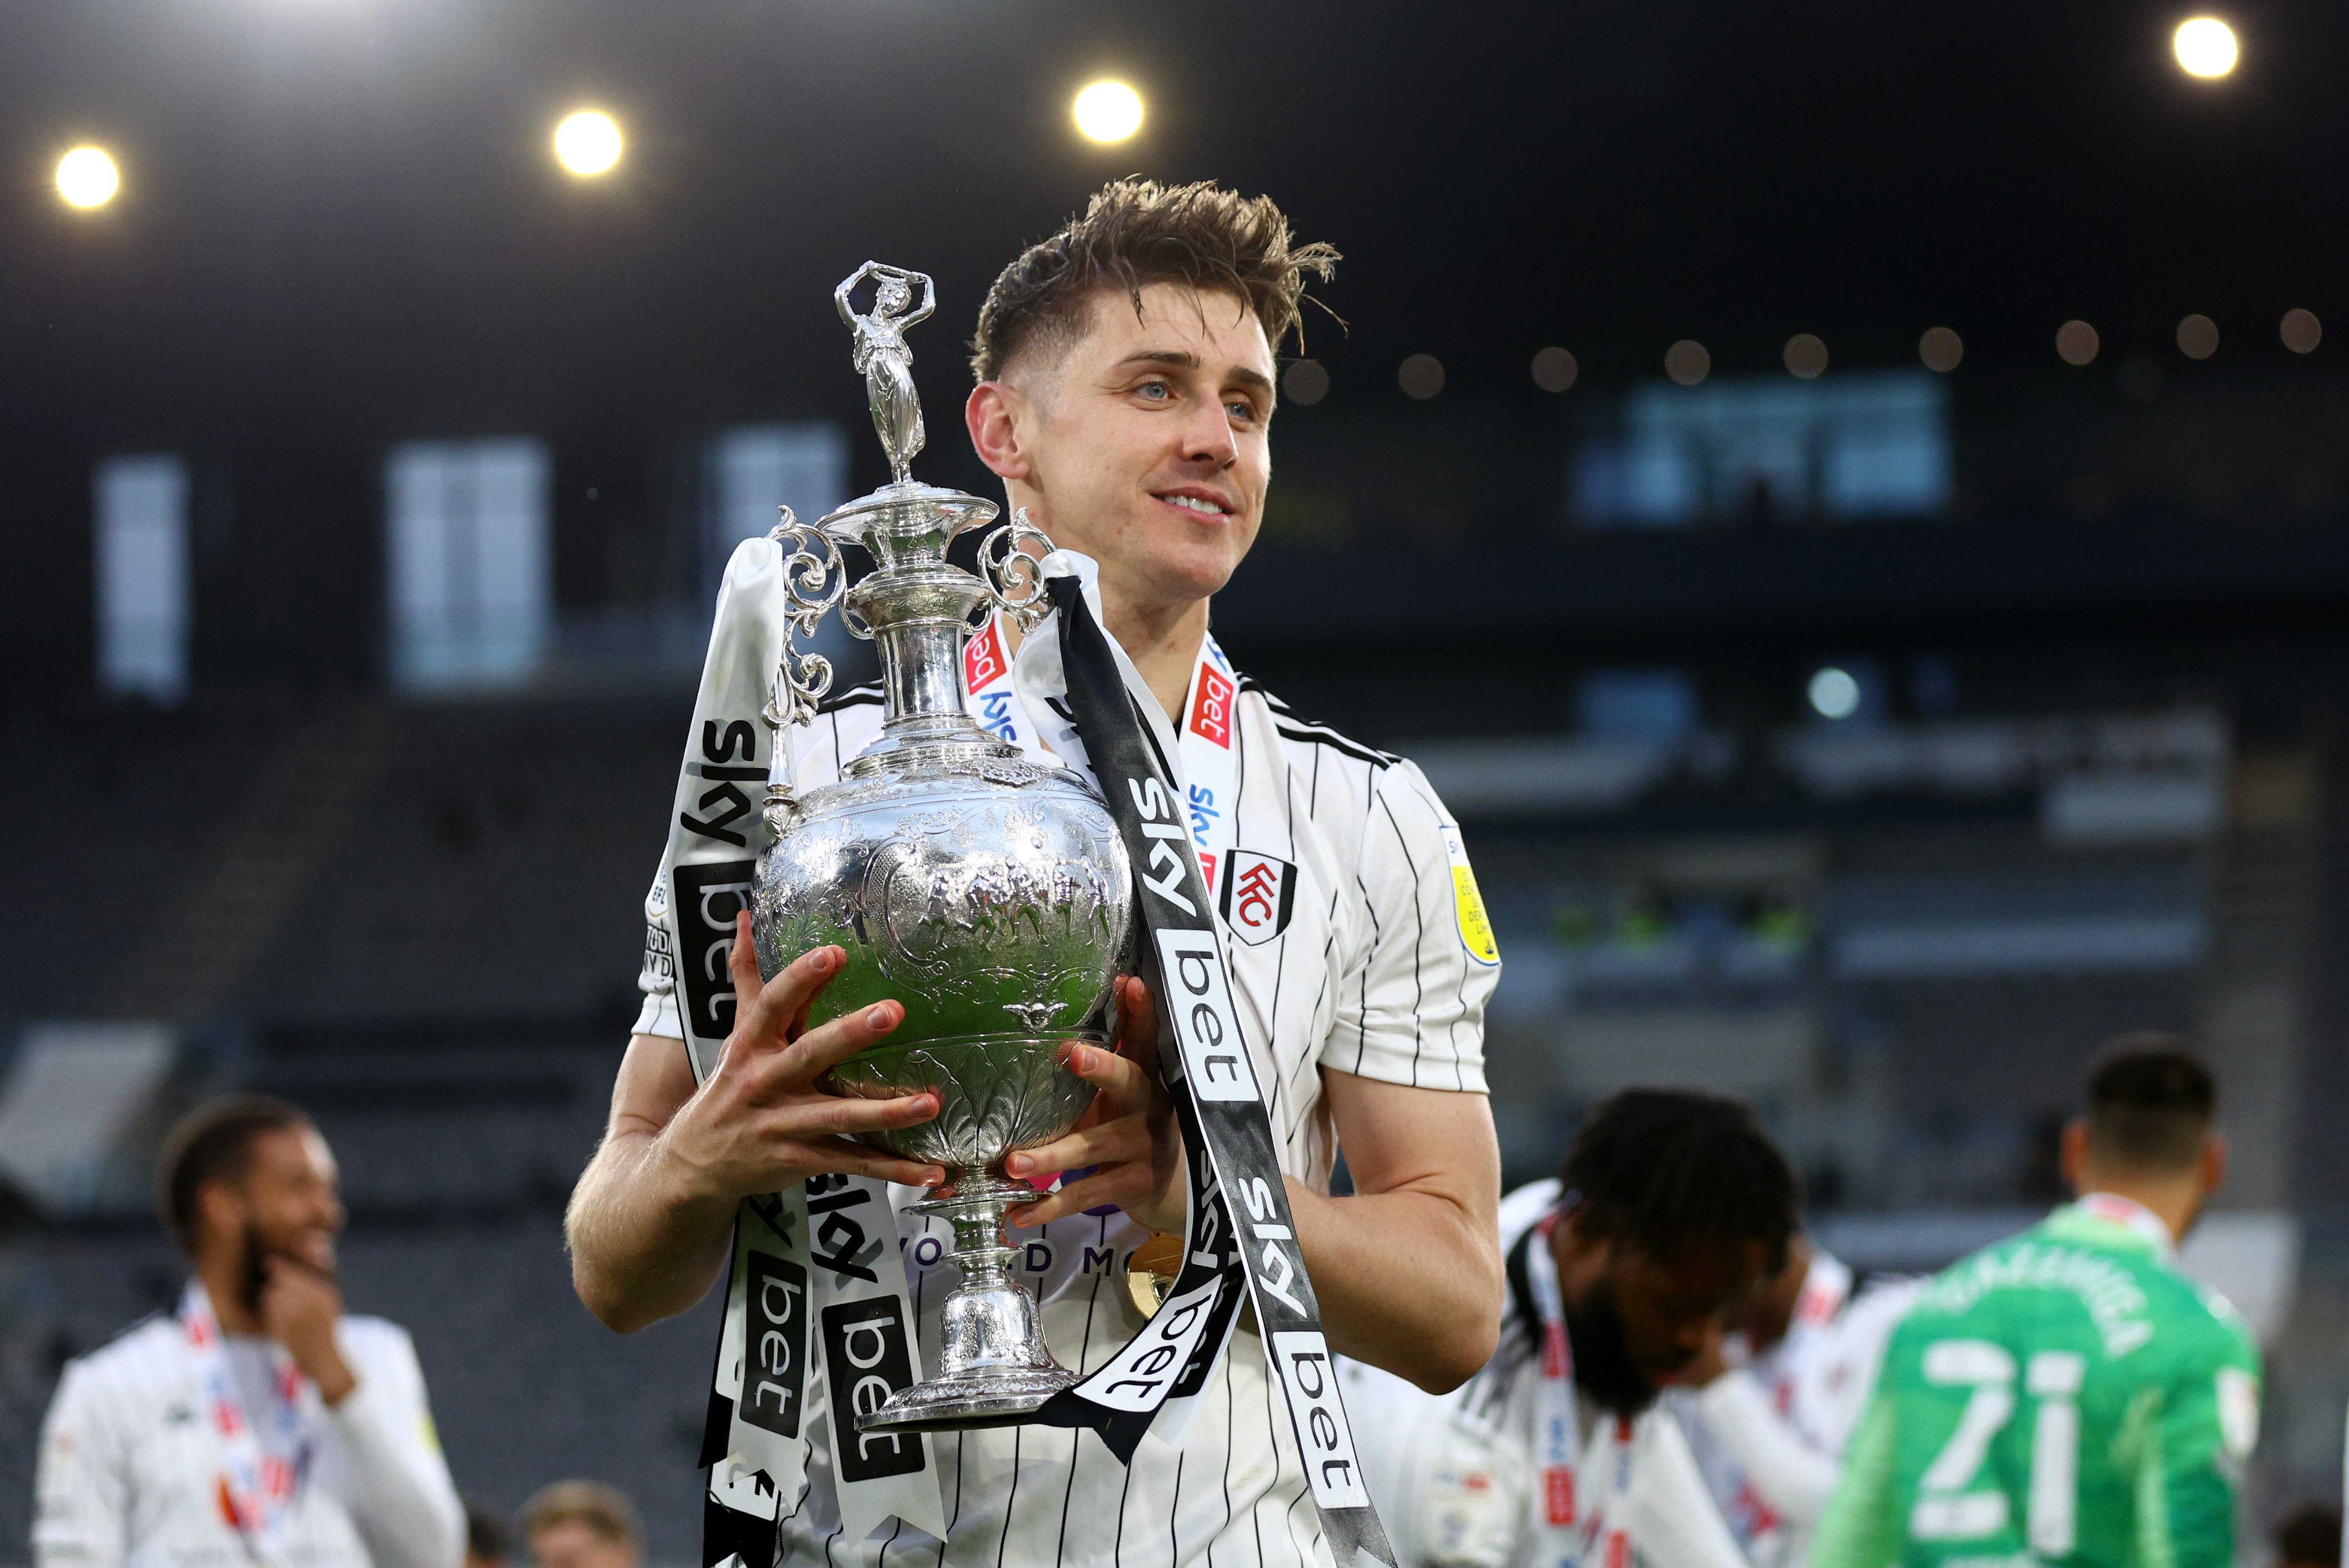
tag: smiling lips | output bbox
[1153,488,1235,517]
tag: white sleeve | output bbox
[328,1324,465,1568]
[1692,1370,1842,1526]
[1324,760,1497,1092]
[1630,1410,1754,1568]
[32,1362,126,1568]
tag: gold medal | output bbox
[1125,1231,1184,1317]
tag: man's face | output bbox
[992,282,1275,616]
[531,1522,639,1568]
[211,1125,345,1277]
[1554,1218,1771,1415]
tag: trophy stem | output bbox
[856,1174,1080,1434]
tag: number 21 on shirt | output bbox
[1908,1339,2085,1557]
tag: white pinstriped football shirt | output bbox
[634,644,1500,1568]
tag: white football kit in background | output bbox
[634,621,1500,1568]
[34,1304,465,1568]
[1339,1181,1749,1568]
[1672,1254,1921,1568]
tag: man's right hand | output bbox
[656,911,947,1202]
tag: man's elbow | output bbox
[1405,1313,1501,1395]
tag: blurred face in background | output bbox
[981,282,1275,620]
[1554,1217,1771,1415]
[529,1521,639,1568]
[198,1124,345,1289]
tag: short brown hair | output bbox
[970,179,1338,382]
[2083,1033,2217,1172]
[520,1481,642,1554]
[156,1094,311,1253]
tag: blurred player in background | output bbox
[1812,1036,2259,1568]
[32,1094,463,1568]
[518,1481,642,1568]
[1671,1233,1921,1567]
[1342,1088,1799,1568]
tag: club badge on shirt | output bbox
[1219,851,1296,945]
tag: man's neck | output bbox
[2077,1182,2198,1248]
[196,1255,264,1335]
[1001,576,1208,725]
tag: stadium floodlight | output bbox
[56,146,120,209]
[1072,81,1144,144]
[2173,17,2238,78]
[554,110,623,176]
[1808,666,1862,720]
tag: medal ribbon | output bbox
[1013,563,1396,1568]
[178,1282,310,1558]
[1523,1206,1638,1568]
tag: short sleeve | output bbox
[1323,759,1497,1092]
[2139,1325,2260,1568]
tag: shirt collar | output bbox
[2058,1191,2178,1263]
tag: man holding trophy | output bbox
[567,179,1505,1568]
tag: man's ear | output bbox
[2200,1130,2229,1196]
[195,1179,243,1249]
[2059,1118,2089,1195]
[966,382,1032,483]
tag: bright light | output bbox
[1398,354,1446,400]
[2174,17,2238,77]
[2055,319,2100,366]
[2281,308,2322,354]
[2176,313,2219,359]
[1808,666,1861,720]
[56,146,119,209]
[1783,333,1829,380]
[553,111,623,176]
[1919,327,1964,373]
[1072,81,1144,144]
[1664,339,1711,386]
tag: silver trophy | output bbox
[750,262,1134,1432]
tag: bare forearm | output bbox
[567,1126,735,1333]
[1287,1176,1501,1393]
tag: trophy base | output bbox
[857,1364,1080,1433]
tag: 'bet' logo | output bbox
[964,619,1009,692]
[1188,666,1235,748]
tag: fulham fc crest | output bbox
[1218,850,1296,945]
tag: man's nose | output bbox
[1177,401,1238,467]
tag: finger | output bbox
[1013,1167,1145,1227]
[772,1000,905,1085]
[771,1089,941,1141]
[1065,1038,1156,1113]
[736,939,849,1053]
[727,909,765,1022]
[803,1137,947,1189]
[1115,975,1163,1073]
[1006,1113,1153,1182]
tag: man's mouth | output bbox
[1152,488,1235,518]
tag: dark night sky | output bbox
[6,0,2347,459]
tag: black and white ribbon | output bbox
[1023,562,1396,1568]
[651,535,944,1567]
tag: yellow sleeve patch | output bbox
[1438,824,1500,967]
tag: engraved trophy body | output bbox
[751,263,1133,1432]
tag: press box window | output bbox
[705,424,849,601]
[385,438,552,694]
[94,454,191,705]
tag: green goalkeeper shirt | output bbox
[1810,1194,2261,1568]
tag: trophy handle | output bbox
[976,509,1056,634]
[760,507,848,732]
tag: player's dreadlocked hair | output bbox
[970,178,1339,382]
[1561,1088,1798,1271]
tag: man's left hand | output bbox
[1006,976,1187,1233]
[260,1257,358,1406]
